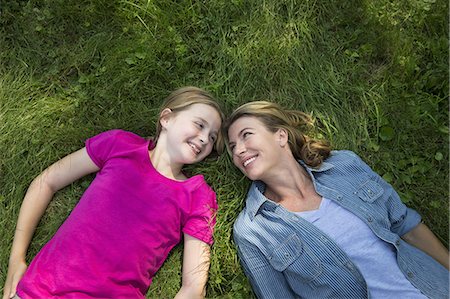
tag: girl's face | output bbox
[162,103,221,165]
[227,116,282,181]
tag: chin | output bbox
[243,170,260,181]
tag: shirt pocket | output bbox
[267,233,322,282]
[357,179,383,203]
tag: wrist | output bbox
[8,254,26,265]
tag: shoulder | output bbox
[326,150,362,163]
[86,129,148,165]
[187,178,218,210]
[97,129,149,149]
[88,129,147,143]
[106,129,147,144]
[233,182,263,238]
[317,150,378,182]
[321,150,369,170]
[233,206,254,241]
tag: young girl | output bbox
[3,86,224,299]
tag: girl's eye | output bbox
[210,135,217,142]
[230,145,236,152]
[195,121,204,129]
[243,131,251,138]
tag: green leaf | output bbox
[78,75,90,84]
[382,172,394,183]
[125,57,137,65]
[399,191,413,203]
[434,152,443,161]
[400,174,411,185]
[135,52,146,59]
[368,141,380,152]
[430,200,440,209]
[379,126,394,141]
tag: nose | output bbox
[233,141,246,156]
[199,132,208,144]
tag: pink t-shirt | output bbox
[17,130,217,298]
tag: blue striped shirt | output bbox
[233,150,449,299]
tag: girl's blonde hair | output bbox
[224,101,330,167]
[155,86,225,156]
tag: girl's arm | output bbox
[174,234,211,299]
[401,222,449,270]
[3,148,99,299]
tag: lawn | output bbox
[1,0,448,298]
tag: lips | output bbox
[242,155,257,168]
[188,142,201,155]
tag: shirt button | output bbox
[395,240,401,246]
[337,195,343,201]
[346,262,354,269]
[407,272,414,278]
[368,190,373,195]
[284,252,290,258]
[291,216,297,221]
[367,216,373,222]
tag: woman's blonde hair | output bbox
[224,101,330,167]
[155,86,225,156]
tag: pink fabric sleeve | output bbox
[183,187,218,246]
[85,129,123,168]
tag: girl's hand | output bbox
[2,147,99,299]
[2,259,27,299]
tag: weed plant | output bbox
[1,0,448,298]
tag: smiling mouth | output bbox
[188,142,201,155]
[243,156,257,167]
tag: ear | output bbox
[276,128,289,147]
[159,108,173,129]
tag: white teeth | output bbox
[243,157,256,167]
[189,143,201,154]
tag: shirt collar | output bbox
[246,159,334,220]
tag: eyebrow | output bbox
[228,127,251,145]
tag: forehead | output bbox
[182,103,221,127]
[228,116,266,138]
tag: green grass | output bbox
[1,0,448,298]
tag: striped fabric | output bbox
[233,150,449,299]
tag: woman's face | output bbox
[227,116,283,181]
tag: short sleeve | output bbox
[183,186,218,246]
[85,129,124,168]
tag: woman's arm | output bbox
[401,222,449,270]
[174,234,211,299]
[2,148,99,299]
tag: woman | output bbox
[225,101,449,299]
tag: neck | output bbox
[149,141,185,180]
[263,160,322,212]
[263,159,314,203]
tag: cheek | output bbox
[204,144,213,155]
[232,155,241,167]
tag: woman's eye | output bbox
[210,135,217,142]
[195,122,204,128]
[243,132,251,138]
